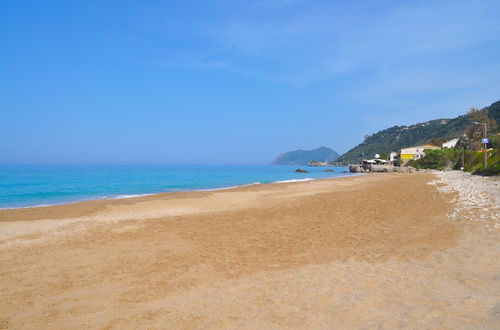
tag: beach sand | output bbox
[0,173,498,329]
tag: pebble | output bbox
[427,170,500,229]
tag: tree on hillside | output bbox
[428,137,447,147]
[336,100,499,164]
[462,108,495,151]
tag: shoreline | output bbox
[0,173,355,212]
[0,173,365,227]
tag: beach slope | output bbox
[0,173,498,328]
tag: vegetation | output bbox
[407,148,463,170]
[462,149,500,176]
[409,148,500,176]
[337,100,500,164]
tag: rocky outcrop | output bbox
[295,169,309,173]
[349,165,415,173]
[349,165,365,173]
[394,166,416,173]
[308,161,331,167]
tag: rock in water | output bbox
[295,169,309,173]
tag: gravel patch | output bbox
[428,170,500,229]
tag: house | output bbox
[400,144,440,161]
[389,152,399,165]
[442,138,459,148]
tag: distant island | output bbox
[270,146,339,165]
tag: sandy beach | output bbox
[0,172,499,329]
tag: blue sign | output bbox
[482,138,489,144]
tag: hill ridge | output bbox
[336,100,500,164]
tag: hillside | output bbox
[337,100,500,164]
[270,146,339,165]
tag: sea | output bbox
[0,165,351,209]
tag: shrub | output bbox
[471,149,500,176]
[412,148,463,170]
[403,146,499,176]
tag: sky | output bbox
[1,0,499,165]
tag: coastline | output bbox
[0,173,353,212]
[0,171,498,328]
[0,173,362,227]
[0,168,352,211]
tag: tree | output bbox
[462,108,494,151]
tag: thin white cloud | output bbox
[155,0,500,87]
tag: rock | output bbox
[295,169,309,173]
[324,169,334,172]
[349,165,365,173]
[393,166,412,173]
[370,165,390,172]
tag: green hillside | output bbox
[337,100,500,164]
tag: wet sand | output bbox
[0,173,498,329]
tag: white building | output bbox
[400,144,440,161]
[389,152,398,161]
[388,152,399,165]
[442,138,459,148]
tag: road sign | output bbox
[481,138,489,144]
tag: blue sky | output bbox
[1,0,499,164]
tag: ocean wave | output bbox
[105,193,154,200]
[273,178,314,183]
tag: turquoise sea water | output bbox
[0,165,351,209]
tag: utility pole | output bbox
[474,122,488,169]
[482,122,488,169]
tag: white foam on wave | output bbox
[106,193,154,200]
[273,178,315,183]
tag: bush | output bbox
[412,148,463,170]
[471,149,500,176]
[410,147,499,176]
[489,135,500,149]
